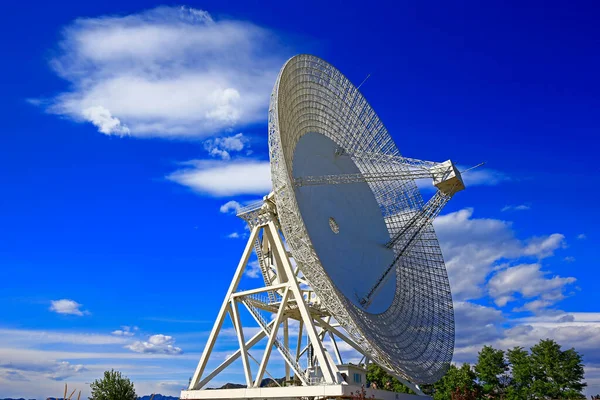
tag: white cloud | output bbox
[0,370,28,382]
[564,256,576,263]
[501,204,531,212]
[227,232,240,239]
[454,301,504,348]
[523,234,566,258]
[37,6,285,138]
[111,326,138,337]
[557,314,576,323]
[47,361,87,381]
[126,334,182,355]
[488,263,576,309]
[129,380,188,397]
[434,208,520,300]
[497,316,600,363]
[49,299,88,316]
[81,105,130,135]
[0,360,86,381]
[459,166,509,186]
[220,200,242,214]
[167,159,271,197]
[158,381,187,391]
[434,208,566,302]
[205,133,247,160]
[577,233,587,240]
[244,260,262,279]
[0,339,198,398]
[513,299,556,313]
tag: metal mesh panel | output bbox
[268,54,454,384]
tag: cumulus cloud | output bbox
[244,260,262,279]
[111,326,138,337]
[126,334,182,355]
[434,208,567,302]
[36,6,286,138]
[219,200,242,214]
[488,263,576,309]
[454,301,504,348]
[577,233,587,240]
[227,232,240,239]
[81,105,130,135]
[204,133,247,160]
[47,361,87,381]
[49,299,88,316]
[434,209,520,300]
[167,159,271,196]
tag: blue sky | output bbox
[0,0,598,397]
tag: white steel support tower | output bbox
[182,194,432,400]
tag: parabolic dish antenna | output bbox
[269,54,459,384]
[185,54,472,399]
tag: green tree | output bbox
[506,346,533,400]
[530,339,586,399]
[474,345,508,398]
[433,363,478,400]
[365,363,412,393]
[89,369,137,400]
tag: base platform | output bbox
[181,384,429,400]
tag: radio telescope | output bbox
[182,54,467,400]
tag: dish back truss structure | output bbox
[183,55,467,399]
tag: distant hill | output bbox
[0,398,36,400]
[214,383,245,389]
[207,377,286,390]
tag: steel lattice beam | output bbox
[294,168,435,187]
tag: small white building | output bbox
[338,363,367,386]
[307,363,367,386]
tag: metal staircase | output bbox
[253,239,277,303]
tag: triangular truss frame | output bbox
[185,204,423,396]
